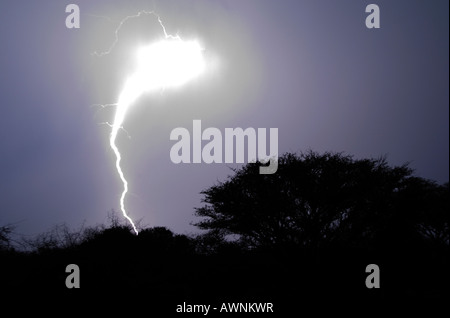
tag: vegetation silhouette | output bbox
[195,152,449,249]
[0,151,448,311]
[194,151,449,304]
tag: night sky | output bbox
[1,0,448,237]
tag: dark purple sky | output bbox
[1,0,448,237]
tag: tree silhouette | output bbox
[194,151,448,250]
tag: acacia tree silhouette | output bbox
[194,151,448,251]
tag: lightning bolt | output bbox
[93,11,205,235]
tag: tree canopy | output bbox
[194,151,449,250]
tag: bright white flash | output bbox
[108,15,205,235]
